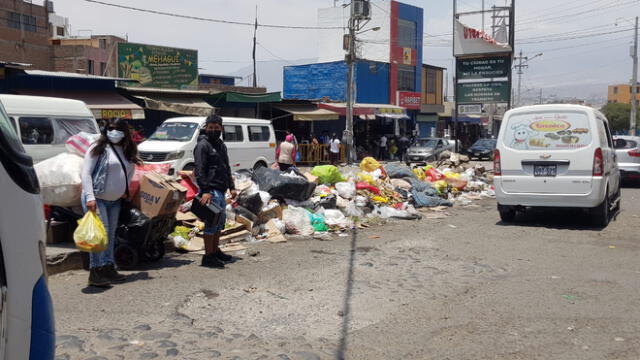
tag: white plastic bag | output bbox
[323,209,351,227]
[34,153,84,207]
[258,191,271,205]
[354,195,368,207]
[282,206,314,236]
[335,182,356,199]
[345,201,364,217]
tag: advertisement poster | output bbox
[118,42,198,89]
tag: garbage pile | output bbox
[170,155,495,245]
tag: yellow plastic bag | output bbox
[434,180,448,194]
[412,167,426,181]
[360,157,381,172]
[357,172,376,185]
[73,211,107,253]
[372,196,389,203]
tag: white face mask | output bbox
[107,130,125,144]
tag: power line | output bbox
[83,0,345,30]
[519,27,634,44]
[519,0,640,26]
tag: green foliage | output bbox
[600,103,640,133]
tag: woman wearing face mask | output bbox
[81,117,138,287]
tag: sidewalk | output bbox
[46,242,86,276]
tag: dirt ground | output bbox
[50,187,640,360]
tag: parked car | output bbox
[495,104,620,226]
[406,138,455,163]
[138,116,276,174]
[612,135,640,182]
[0,99,56,359]
[0,94,99,163]
[467,138,497,160]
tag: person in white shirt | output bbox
[81,118,138,287]
[378,134,388,160]
[329,133,341,165]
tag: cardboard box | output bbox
[133,173,187,218]
[259,204,283,224]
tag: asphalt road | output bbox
[50,187,640,360]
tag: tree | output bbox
[600,103,640,134]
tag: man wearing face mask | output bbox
[193,114,238,268]
[81,118,138,287]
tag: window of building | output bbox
[248,126,270,142]
[426,70,437,94]
[19,117,54,144]
[21,14,36,32]
[87,60,94,75]
[223,125,244,142]
[613,87,618,94]
[99,38,107,49]
[398,19,417,49]
[398,65,415,91]
[99,62,106,76]
[8,12,21,29]
[56,26,65,36]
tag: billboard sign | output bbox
[458,104,483,115]
[118,42,198,89]
[397,91,422,110]
[454,20,512,56]
[456,81,509,104]
[457,55,511,80]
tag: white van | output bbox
[495,104,620,226]
[0,100,55,359]
[0,94,99,163]
[138,116,276,174]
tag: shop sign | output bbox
[118,42,198,89]
[101,109,132,119]
[456,81,509,104]
[456,55,511,80]
[458,104,482,114]
[397,91,422,110]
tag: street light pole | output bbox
[630,16,638,135]
[345,17,356,164]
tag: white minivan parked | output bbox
[0,99,55,359]
[495,104,620,226]
[0,94,99,163]
[138,116,276,174]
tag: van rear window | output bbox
[503,112,592,150]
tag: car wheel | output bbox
[498,204,516,223]
[590,191,610,227]
[253,161,267,170]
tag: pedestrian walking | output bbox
[310,133,320,164]
[398,133,411,163]
[329,133,341,165]
[276,134,296,171]
[81,118,138,287]
[378,134,388,160]
[194,114,238,269]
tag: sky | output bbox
[55,0,639,102]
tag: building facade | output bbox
[608,84,640,104]
[0,0,53,70]
[51,35,124,76]
[417,64,445,137]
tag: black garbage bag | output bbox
[236,191,263,215]
[317,194,337,209]
[117,206,152,243]
[253,167,316,201]
[50,206,82,222]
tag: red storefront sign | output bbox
[397,91,422,110]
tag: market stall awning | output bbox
[318,102,409,119]
[15,89,145,119]
[134,95,214,116]
[208,91,281,103]
[273,104,339,121]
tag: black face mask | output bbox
[206,130,222,142]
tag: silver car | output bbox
[613,135,640,181]
[407,138,455,163]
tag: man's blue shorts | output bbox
[201,189,226,235]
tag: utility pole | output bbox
[514,50,527,107]
[630,16,638,135]
[345,17,356,164]
[252,5,258,88]
[539,88,543,104]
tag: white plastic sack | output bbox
[282,206,314,236]
[335,182,356,199]
[377,206,420,220]
[323,209,350,227]
[345,201,364,217]
[258,191,271,205]
[354,195,368,207]
[34,153,84,207]
[65,132,100,157]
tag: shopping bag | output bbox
[73,211,108,253]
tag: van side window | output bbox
[602,121,614,148]
[19,117,54,144]
[53,118,98,143]
[223,125,243,142]
[249,126,270,142]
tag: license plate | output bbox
[411,157,420,161]
[474,153,480,157]
[534,165,557,177]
